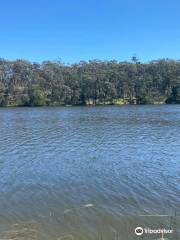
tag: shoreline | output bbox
[0,102,179,108]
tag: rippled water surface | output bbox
[0,106,179,240]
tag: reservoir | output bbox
[0,105,179,239]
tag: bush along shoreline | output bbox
[0,58,180,107]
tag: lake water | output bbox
[0,106,179,240]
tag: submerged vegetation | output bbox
[0,57,180,107]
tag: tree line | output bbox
[0,57,179,106]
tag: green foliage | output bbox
[0,58,180,106]
[0,95,6,106]
[166,86,180,104]
[28,87,47,106]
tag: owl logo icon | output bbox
[135,227,143,236]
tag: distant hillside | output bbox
[0,58,180,106]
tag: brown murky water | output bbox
[0,106,179,239]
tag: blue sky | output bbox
[0,0,180,63]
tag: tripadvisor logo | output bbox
[135,226,174,236]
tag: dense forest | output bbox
[0,57,180,107]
